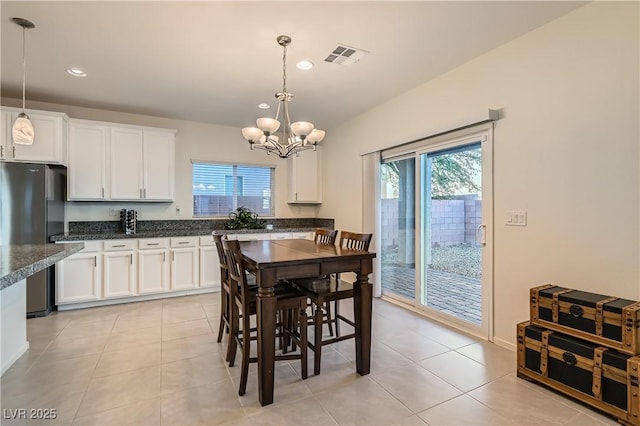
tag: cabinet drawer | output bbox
[103,239,136,251]
[138,238,169,250]
[199,235,215,246]
[170,237,198,248]
[234,233,264,241]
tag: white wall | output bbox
[0,98,320,221]
[318,2,639,347]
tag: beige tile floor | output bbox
[0,294,620,426]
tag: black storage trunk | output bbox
[530,284,640,355]
[517,321,640,425]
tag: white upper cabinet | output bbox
[110,127,144,200]
[142,130,174,201]
[66,118,175,202]
[68,120,108,200]
[287,148,321,204]
[1,107,68,165]
[109,126,175,201]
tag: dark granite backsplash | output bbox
[69,218,335,234]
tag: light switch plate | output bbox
[506,210,527,226]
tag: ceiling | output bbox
[1,1,586,130]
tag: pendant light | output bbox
[241,35,325,158]
[11,17,36,146]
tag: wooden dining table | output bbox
[239,238,376,406]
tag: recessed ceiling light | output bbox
[258,103,270,109]
[296,60,313,70]
[66,67,87,77]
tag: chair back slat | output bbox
[222,238,251,303]
[314,228,338,246]
[212,232,230,280]
[339,231,372,251]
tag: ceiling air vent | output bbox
[324,44,369,66]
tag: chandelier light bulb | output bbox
[241,127,263,143]
[290,121,314,137]
[256,117,280,134]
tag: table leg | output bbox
[256,269,277,406]
[354,262,373,375]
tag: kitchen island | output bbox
[0,243,84,374]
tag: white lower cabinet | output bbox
[55,231,315,309]
[199,236,220,290]
[138,239,169,295]
[102,239,137,298]
[170,237,199,290]
[56,242,101,305]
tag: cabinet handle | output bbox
[172,251,175,262]
[163,252,166,262]
[0,145,3,158]
[112,244,126,248]
[147,242,159,246]
[130,254,133,264]
[144,188,147,198]
[94,255,97,267]
[177,241,189,245]
[102,187,105,198]
[12,146,16,158]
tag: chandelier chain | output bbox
[282,42,287,94]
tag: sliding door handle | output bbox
[476,224,486,246]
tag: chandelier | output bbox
[241,35,325,159]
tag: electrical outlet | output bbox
[109,208,118,217]
[176,206,181,216]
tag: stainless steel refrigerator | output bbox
[0,162,66,317]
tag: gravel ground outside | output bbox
[382,243,481,279]
[429,243,481,278]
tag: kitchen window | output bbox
[192,162,274,217]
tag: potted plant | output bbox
[224,206,266,230]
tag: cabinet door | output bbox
[138,249,169,295]
[199,246,220,290]
[143,131,174,201]
[103,251,137,298]
[288,148,321,203]
[110,127,143,200]
[56,252,101,304]
[171,248,198,290]
[10,112,67,165]
[68,121,107,200]
[0,110,10,160]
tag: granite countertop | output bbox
[50,228,318,242]
[0,243,85,290]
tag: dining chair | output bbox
[289,230,372,375]
[222,237,308,396]
[308,229,338,336]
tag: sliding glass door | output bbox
[380,127,493,339]
[380,156,416,301]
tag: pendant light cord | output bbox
[21,24,27,114]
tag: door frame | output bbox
[413,124,493,340]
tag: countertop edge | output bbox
[50,228,319,242]
[0,243,85,290]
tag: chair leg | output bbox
[238,311,251,396]
[227,301,239,366]
[313,300,323,376]
[217,289,227,343]
[325,301,334,337]
[300,308,308,380]
[334,300,341,337]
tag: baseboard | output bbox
[493,336,516,352]
[1,342,29,376]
